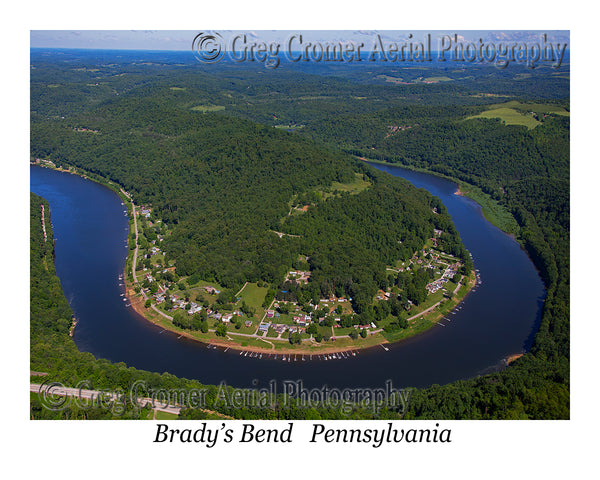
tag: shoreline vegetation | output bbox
[358,157,520,236]
[32,158,480,356]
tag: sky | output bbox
[30,30,570,51]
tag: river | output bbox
[30,164,545,390]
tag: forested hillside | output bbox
[31,94,469,309]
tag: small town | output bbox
[125,201,475,354]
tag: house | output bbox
[188,303,202,315]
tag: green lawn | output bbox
[467,107,540,129]
[237,282,268,311]
[266,327,280,338]
[154,410,179,420]
[324,173,372,199]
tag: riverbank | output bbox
[123,264,477,355]
[358,156,520,237]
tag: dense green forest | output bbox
[30,49,569,419]
[31,91,470,314]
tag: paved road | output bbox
[130,200,139,284]
[31,383,181,415]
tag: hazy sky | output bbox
[31,30,570,51]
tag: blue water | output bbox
[30,164,545,389]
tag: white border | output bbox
[4,1,593,478]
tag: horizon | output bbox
[30,30,570,52]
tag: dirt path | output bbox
[258,338,275,350]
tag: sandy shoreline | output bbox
[506,353,525,364]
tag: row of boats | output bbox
[437,268,482,326]
[202,346,360,362]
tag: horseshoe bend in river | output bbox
[30,164,545,390]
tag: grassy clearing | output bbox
[191,105,225,112]
[467,107,540,129]
[422,76,453,82]
[319,173,372,200]
[237,283,268,311]
[466,101,569,130]
[382,315,434,342]
[376,75,405,83]
[507,101,570,116]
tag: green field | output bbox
[190,105,226,112]
[467,107,541,129]
[317,173,372,201]
[466,101,569,130]
[150,410,179,420]
[237,282,268,311]
[422,76,453,82]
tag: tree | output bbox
[289,332,302,345]
[278,302,291,315]
[215,323,227,337]
[144,299,151,308]
[360,328,368,338]
[164,297,173,311]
